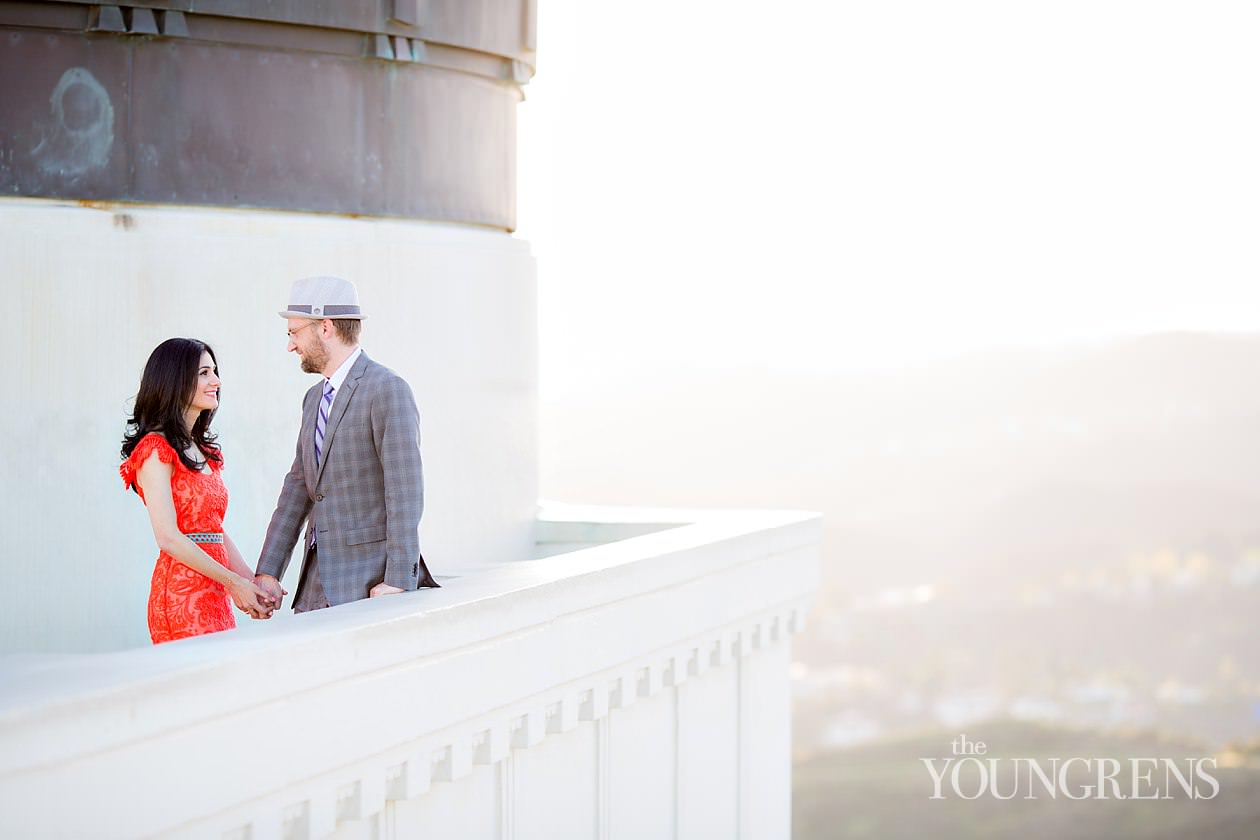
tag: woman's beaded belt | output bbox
[184,532,224,544]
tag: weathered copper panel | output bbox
[0,0,530,228]
[0,2,85,30]
[427,0,529,58]
[129,43,386,212]
[0,31,131,200]
[383,71,515,225]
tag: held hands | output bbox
[369,582,404,598]
[250,574,288,618]
[228,574,279,619]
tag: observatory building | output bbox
[0,3,820,837]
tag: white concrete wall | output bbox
[0,198,538,654]
[0,507,821,840]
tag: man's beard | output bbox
[300,339,328,374]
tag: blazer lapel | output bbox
[313,352,369,486]
[301,382,320,490]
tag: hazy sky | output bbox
[517,1,1259,389]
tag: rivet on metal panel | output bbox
[373,33,394,60]
[126,8,159,35]
[87,6,126,32]
[158,10,189,38]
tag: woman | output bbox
[120,338,274,644]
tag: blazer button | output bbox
[315,494,324,501]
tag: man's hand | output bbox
[369,582,405,598]
[255,574,288,616]
[228,575,275,619]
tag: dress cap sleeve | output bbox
[120,433,178,491]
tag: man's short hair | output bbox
[331,318,362,344]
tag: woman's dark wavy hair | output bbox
[121,338,222,474]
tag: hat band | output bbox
[286,304,361,317]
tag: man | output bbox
[255,276,439,613]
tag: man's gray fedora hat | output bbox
[279,276,367,320]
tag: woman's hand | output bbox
[227,575,274,619]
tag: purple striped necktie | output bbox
[314,380,335,466]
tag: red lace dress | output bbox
[120,433,235,644]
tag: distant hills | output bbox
[541,332,1260,592]
[544,332,1260,776]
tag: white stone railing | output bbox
[0,506,820,840]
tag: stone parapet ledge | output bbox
[0,506,821,839]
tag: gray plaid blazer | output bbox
[257,352,438,605]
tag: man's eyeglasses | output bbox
[286,322,319,340]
